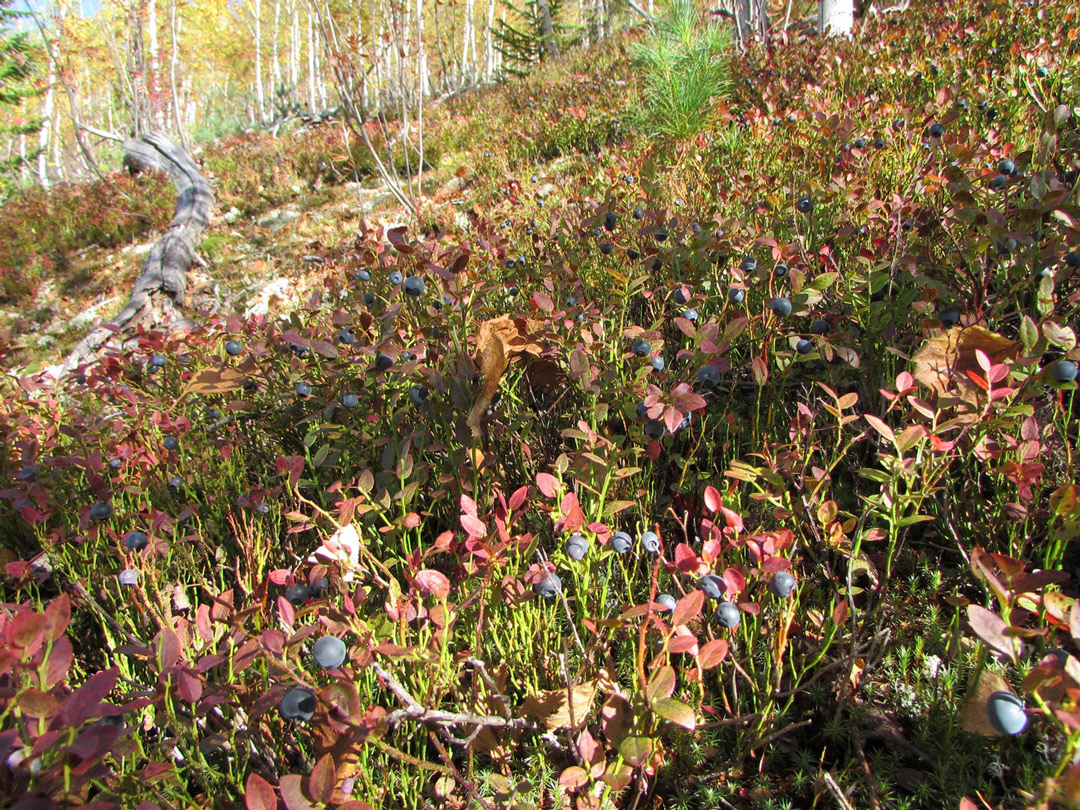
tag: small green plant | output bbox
[631,0,732,142]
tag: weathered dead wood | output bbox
[58,132,214,377]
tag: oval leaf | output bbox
[652,697,696,730]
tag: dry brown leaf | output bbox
[911,326,1019,406]
[962,669,1011,736]
[521,680,597,730]
[182,364,248,396]
[467,315,548,439]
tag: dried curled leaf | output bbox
[911,326,1019,405]
[182,364,248,396]
[962,669,1011,736]
[467,315,549,439]
[521,680,597,730]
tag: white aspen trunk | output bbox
[462,0,475,86]
[416,0,429,98]
[289,0,299,99]
[818,0,853,34]
[18,133,27,184]
[169,0,187,149]
[148,0,163,129]
[308,10,317,110]
[483,0,495,81]
[272,0,283,100]
[579,0,589,48]
[254,0,266,120]
[37,38,56,189]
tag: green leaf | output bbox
[1019,315,1039,353]
[810,272,839,290]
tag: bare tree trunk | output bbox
[818,0,853,34]
[308,10,318,110]
[482,0,495,81]
[148,0,164,129]
[272,0,283,100]
[37,36,56,189]
[289,0,299,102]
[254,0,266,121]
[538,0,558,60]
[169,0,188,151]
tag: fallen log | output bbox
[57,132,214,377]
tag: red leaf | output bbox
[559,766,589,790]
[967,604,1017,660]
[43,594,71,641]
[698,639,729,669]
[672,590,704,627]
[460,513,487,538]
[674,543,699,573]
[532,291,555,312]
[63,668,119,726]
[722,567,746,595]
[9,611,45,650]
[177,669,203,704]
[536,472,560,499]
[279,773,315,810]
[245,773,277,810]
[309,753,336,804]
[508,485,529,512]
[156,626,181,671]
[667,634,699,654]
[703,486,722,514]
[415,570,451,600]
[459,494,478,518]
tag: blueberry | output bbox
[355,269,371,282]
[632,338,651,358]
[627,249,640,261]
[714,602,741,629]
[697,366,722,389]
[90,502,113,522]
[409,385,429,405]
[389,270,403,286]
[108,457,123,469]
[656,593,677,613]
[769,572,797,598]
[16,466,37,483]
[771,297,793,317]
[309,577,329,595]
[939,308,960,328]
[290,343,309,357]
[796,339,813,354]
[376,353,394,371]
[363,292,375,305]
[999,159,1017,176]
[673,288,689,305]
[534,572,562,599]
[650,257,663,271]
[567,534,589,561]
[893,118,905,130]
[508,286,520,296]
[295,382,312,398]
[699,574,726,600]
[604,211,617,232]
[612,532,633,554]
[225,340,243,356]
[280,687,317,721]
[168,476,183,490]
[1036,66,1049,78]
[676,412,692,432]
[150,355,167,368]
[600,242,613,255]
[928,122,946,138]
[986,691,1027,735]
[873,138,886,149]
[989,174,1007,190]
[648,355,665,372]
[741,256,757,272]
[681,309,698,323]
[341,392,359,408]
[633,208,644,220]
[636,401,649,419]
[118,568,139,586]
[338,328,356,345]
[1065,251,1080,268]
[853,138,866,150]
[1050,360,1078,383]
[312,636,348,669]
[403,276,426,297]
[655,228,668,242]
[796,197,813,214]
[124,531,148,551]
[163,436,179,450]
[728,288,745,304]
[811,318,830,336]
[644,419,665,440]
[284,584,310,606]
[774,262,789,277]
[568,296,578,307]
[504,258,516,269]
[641,531,660,554]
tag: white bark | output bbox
[254,0,266,120]
[38,38,56,189]
[308,10,317,110]
[462,0,476,86]
[818,0,854,35]
[148,0,163,129]
[272,0,282,98]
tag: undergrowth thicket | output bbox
[2,0,1080,808]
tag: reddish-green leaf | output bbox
[558,766,589,790]
[618,736,655,767]
[698,639,729,669]
[415,570,451,600]
[652,698,696,730]
[43,594,71,642]
[536,472,559,498]
[646,665,676,702]
[672,590,704,627]
[279,774,315,810]
[967,604,1016,661]
[703,485,722,514]
[245,773,277,810]
[309,753,336,804]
